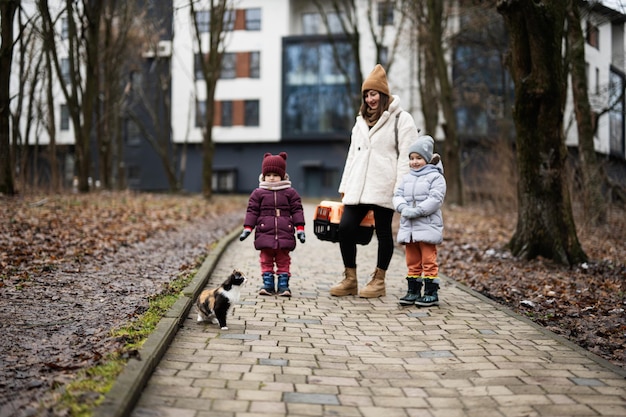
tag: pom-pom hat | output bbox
[262,152,287,179]
[409,135,434,163]
[361,64,390,96]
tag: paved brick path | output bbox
[122,203,626,417]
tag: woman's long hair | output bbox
[360,92,391,127]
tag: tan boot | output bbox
[329,268,358,296]
[359,268,386,298]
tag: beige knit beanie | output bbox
[361,64,390,96]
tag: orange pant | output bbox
[405,241,438,277]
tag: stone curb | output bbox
[93,227,241,417]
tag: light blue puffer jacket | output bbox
[392,163,446,244]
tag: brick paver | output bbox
[128,203,626,417]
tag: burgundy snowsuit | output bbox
[243,187,305,251]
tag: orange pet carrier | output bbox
[313,200,375,244]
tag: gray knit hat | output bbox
[408,135,434,162]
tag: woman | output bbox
[330,64,420,298]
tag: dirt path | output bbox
[0,210,242,417]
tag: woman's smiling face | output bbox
[364,90,380,110]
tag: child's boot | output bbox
[359,267,386,298]
[259,272,276,295]
[277,273,291,297]
[399,277,422,306]
[415,278,439,307]
[329,267,358,296]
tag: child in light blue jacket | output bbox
[392,135,446,306]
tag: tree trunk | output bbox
[498,0,586,265]
[45,47,60,192]
[202,78,217,200]
[191,0,231,200]
[566,0,607,225]
[428,0,463,205]
[0,0,18,196]
[416,2,439,136]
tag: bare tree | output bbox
[96,1,149,190]
[38,0,104,193]
[42,35,61,192]
[125,69,180,191]
[405,0,439,137]
[0,0,19,196]
[190,0,232,199]
[498,0,586,265]
[566,0,607,225]
[425,0,463,205]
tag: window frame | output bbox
[282,35,358,139]
[586,20,599,49]
[195,100,206,128]
[221,100,233,126]
[221,52,237,79]
[377,1,394,26]
[61,17,69,40]
[244,100,260,126]
[195,10,210,33]
[60,104,70,130]
[245,8,261,30]
[249,51,260,78]
[60,58,71,84]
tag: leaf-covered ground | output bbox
[439,203,626,369]
[0,192,248,416]
[0,192,624,416]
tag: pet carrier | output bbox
[313,200,375,244]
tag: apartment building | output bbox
[141,0,420,196]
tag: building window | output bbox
[301,12,344,35]
[212,169,237,192]
[195,10,210,33]
[327,12,345,34]
[244,100,259,126]
[377,1,394,26]
[196,100,206,127]
[586,21,599,49]
[221,53,236,79]
[245,8,261,30]
[60,104,69,130]
[302,13,320,35]
[61,58,71,84]
[127,165,141,185]
[61,17,69,39]
[221,100,233,126]
[224,9,236,31]
[250,51,260,78]
[379,46,389,68]
[282,36,357,138]
[194,53,204,80]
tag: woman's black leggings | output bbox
[338,204,395,270]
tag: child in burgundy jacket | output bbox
[239,152,306,297]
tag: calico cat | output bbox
[196,269,247,330]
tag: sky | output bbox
[601,0,626,13]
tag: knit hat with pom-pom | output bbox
[262,152,287,179]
